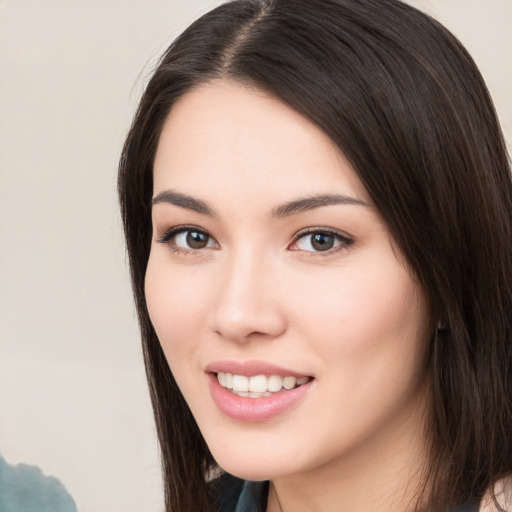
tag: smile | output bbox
[206,361,315,420]
[216,372,311,398]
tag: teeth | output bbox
[232,375,249,392]
[216,372,310,396]
[249,391,271,398]
[231,390,273,398]
[268,375,283,392]
[249,375,267,393]
[282,376,296,390]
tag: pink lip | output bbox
[205,360,310,378]
[206,361,314,422]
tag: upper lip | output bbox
[205,360,312,378]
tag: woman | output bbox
[118,0,512,510]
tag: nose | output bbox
[209,248,287,344]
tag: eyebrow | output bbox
[151,190,368,218]
[272,193,368,218]
[152,190,216,216]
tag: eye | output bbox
[290,229,353,254]
[174,230,214,249]
[157,226,218,252]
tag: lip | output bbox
[206,361,314,422]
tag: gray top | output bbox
[0,454,77,512]
[215,474,480,512]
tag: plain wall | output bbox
[0,1,510,511]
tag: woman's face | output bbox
[146,80,431,481]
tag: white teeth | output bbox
[216,372,310,396]
[249,375,267,393]
[232,374,249,392]
[249,391,271,398]
[268,375,283,392]
[230,390,273,398]
[282,376,296,390]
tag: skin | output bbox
[145,80,433,512]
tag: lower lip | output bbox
[207,373,313,422]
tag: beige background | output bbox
[0,1,510,511]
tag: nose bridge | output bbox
[211,244,285,342]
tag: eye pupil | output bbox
[311,233,334,251]
[186,231,209,249]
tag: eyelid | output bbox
[155,224,353,256]
[289,227,354,254]
[156,224,203,243]
[156,224,219,252]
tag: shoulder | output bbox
[210,473,268,512]
[0,454,77,512]
[478,476,512,512]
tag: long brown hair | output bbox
[118,1,512,510]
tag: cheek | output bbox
[285,263,430,454]
[144,253,216,410]
[144,253,209,358]
[295,268,425,341]
[286,256,430,388]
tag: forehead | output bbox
[153,80,370,208]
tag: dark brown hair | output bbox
[118,1,512,510]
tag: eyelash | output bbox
[290,228,354,257]
[156,225,215,256]
[156,225,354,257]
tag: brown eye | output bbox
[186,231,210,249]
[157,226,218,252]
[291,229,353,254]
[310,233,335,251]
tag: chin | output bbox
[210,442,292,482]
